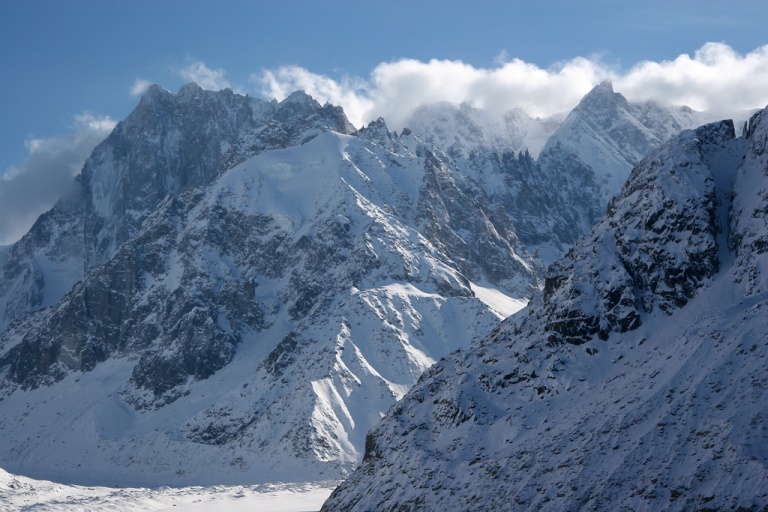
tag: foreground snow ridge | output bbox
[322,114,768,510]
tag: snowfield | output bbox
[0,468,335,511]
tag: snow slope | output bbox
[323,113,768,511]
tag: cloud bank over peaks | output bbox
[0,114,116,245]
[254,42,768,130]
[4,43,765,245]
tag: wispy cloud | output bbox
[178,61,232,91]
[255,67,374,124]
[0,114,116,245]
[254,42,768,129]
[130,78,153,96]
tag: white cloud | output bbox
[178,61,232,91]
[255,67,374,125]
[130,78,152,96]
[615,43,768,118]
[253,42,768,130]
[0,114,116,245]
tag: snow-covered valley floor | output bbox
[0,468,336,511]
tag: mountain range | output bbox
[0,80,728,490]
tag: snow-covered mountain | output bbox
[323,112,768,511]
[404,83,703,264]
[0,83,279,332]
[0,80,714,488]
[539,80,703,204]
[0,85,540,485]
[405,101,565,159]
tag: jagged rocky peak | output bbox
[357,117,398,149]
[80,82,273,263]
[214,90,358,172]
[276,89,321,113]
[138,83,171,102]
[322,113,766,511]
[361,116,389,133]
[176,80,204,99]
[540,80,702,207]
[574,79,628,114]
[137,82,242,113]
[269,90,356,134]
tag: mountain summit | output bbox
[540,80,701,205]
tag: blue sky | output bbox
[1,0,767,243]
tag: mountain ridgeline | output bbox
[0,81,718,487]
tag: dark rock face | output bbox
[322,115,767,511]
[0,85,275,333]
[540,121,730,345]
[415,147,541,295]
[731,108,768,297]
[80,84,270,267]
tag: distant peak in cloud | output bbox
[253,42,768,130]
[178,61,232,92]
[131,78,152,97]
[0,114,116,245]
